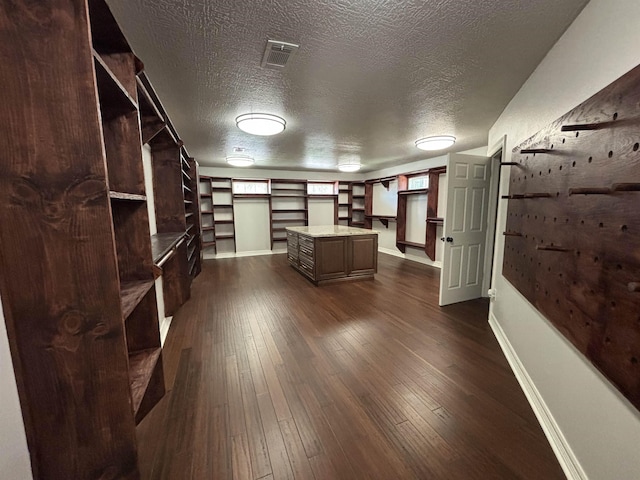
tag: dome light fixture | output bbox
[338,161,362,172]
[415,135,456,151]
[226,155,255,167]
[236,113,286,136]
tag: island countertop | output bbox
[286,225,379,237]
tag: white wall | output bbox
[234,199,271,253]
[0,301,33,479]
[308,198,335,226]
[487,0,640,477]
[142,145,171,345]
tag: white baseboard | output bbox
[203,249,285,260]
[489,313,587,480]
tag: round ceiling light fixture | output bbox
[226,155,255,167]
[415,135,456,151]
[236,113,286,136]
[337,161,362,172]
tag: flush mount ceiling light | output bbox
[236,113,286,136]
[226,155,255,167]
[415,135,456,151]
[338,162,362,172]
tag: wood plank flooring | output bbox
[136,253,565,479]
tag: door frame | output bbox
[481,135,507,297]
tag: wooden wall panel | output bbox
[503,64,640,410]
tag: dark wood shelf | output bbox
[271,194,306,198]
[120,279,155,320]
[234,194,271,199]
[271,188,306,192]
[212,187,231,192]
[183,184,192,193]
[338,216,351,220]
[185,212,194,218]
[398,240,426,249]
[272,218,307,223]
[338,203,350,207]
[109,191,146,202]
[353,195,365,199]
[273,227,287,233]
[352,221,365,225]
[186,224,195,233]
[399,188,429,195]
[427,217,444,225]
[214,220,234,224]
[92,50,138,120]
[201,210,213,214]
[366,215,396,220]
[272,237,288,242]
[307,194,337,198]
[128,347,162,417]
[184,200,193,205]
[202,226,215,231]
[202,241,216,247]
[200,193,213,197]
[216,234,235,240]
[215,204,234,208]
[150,232,185,264]
[353,208,365,212]
[188,255,197,275]
[273,209,307,213]
[136,77,165,145]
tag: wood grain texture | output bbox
[136,253,564,479]
[504,63,640,411]
[0,1,139,477]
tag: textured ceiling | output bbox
[106,0,588,172]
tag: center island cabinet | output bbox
[286,225,379,285]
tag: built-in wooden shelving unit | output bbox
[0,0,172,476]
[270,179,308,247]
[199,177,236,253]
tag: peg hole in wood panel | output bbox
[562,138,566,144]
[556,192,560,196]
[580,220,585,225]
[551,144,554,149]
[599,222,604,228]
[605,337,611,344]
[585,321,590,327]
[632,357,638,365]
[617,264,622,270]
[559,165,563,171]
[539,171,542,176]
[634,143,639,152]
[594,256,599,263]
[611,301,616,308]
[576,250,581,257]
[588,156,593,163]
[613,112,618,120]
[548,168,551,174]
[608,150,613,158]
[572,161,576,167]
[569,309,574,315]
[621,224,628,232]
[554,217,557,223]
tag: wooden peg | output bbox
[503,232,522,237]
[628,282,640,293]
[500,162,521,166]
[561,121,613,131]
[520,148,551,154]
[568,187,611,195]
[523,193,552,198]
[501,194,525,200]
[612,183,640,192]
[536,245,572,252]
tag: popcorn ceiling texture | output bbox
[107,0,588,171]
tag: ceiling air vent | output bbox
[261,40,299,69]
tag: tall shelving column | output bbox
[185,155,202,278]
[212,177,236,253]
[0,0,163,476]
[199,176,217,252]
[338,181,352,225]
[270,179,309,247]
[351,181,366,227]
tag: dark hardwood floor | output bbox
[136,253,565,479]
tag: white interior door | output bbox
[439,153,491,306]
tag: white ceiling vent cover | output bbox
[261,40,299,69]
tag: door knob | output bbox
[444,236,453,243]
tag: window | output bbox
[408,175,429,190]
[232,179,269,195]
[307,182,336,195]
